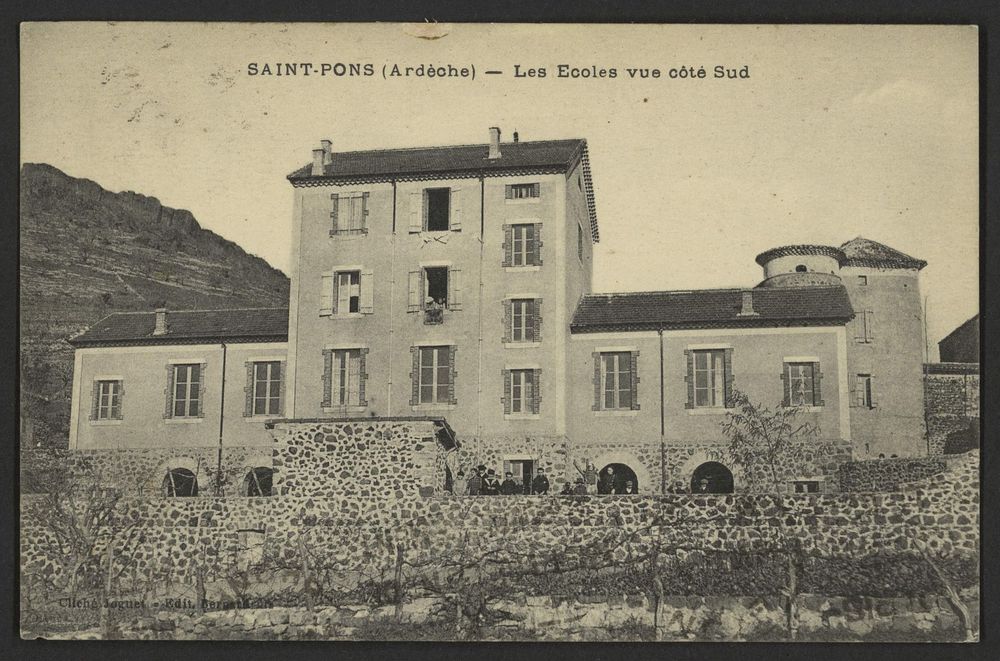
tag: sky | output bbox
[21,23,978,359]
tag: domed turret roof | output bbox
[754,244,846,266]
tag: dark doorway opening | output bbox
[425,188,451,231]
[690,462,734,494]
[504,459,534,494]
[163,468,198,497]
[245,467,273,497]
[598,463,638,494]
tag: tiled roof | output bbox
[68,308,288,347]
[570,285,854,333]
[839,237,927,270]
[755,244,847,266]
[288,138,600,241]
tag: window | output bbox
[577,223,584,262]
[505,183,540,200]
[163,468,198,497]
[858,275,868,286]
[252,362,282,416]
[408,267,461,316]
[503,223,542,267]
[245,467,273,497]
[330,192,368,235]
[856,310,875,343]
[504,368,539,414]
[324,349,364,407]
[171,364,202,418]
[597,352,635,410]
[425,188,451,231]
[425,267,448,307]
[337,271,361,314]
[692,350,727,408]
[92,380,122,420]
[854,374,874,408]
[795,264,808,272]
[415,346,454,405]
[792,480,820,494]
[784,362,821,407]
[509,299,539,343]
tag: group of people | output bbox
[457,465,551,496]
[451,463,638,496]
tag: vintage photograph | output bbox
[19,23,979,641]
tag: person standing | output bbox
[481,469,501,495]
[531,467,550,495]
[597,466,616,495]
[572,477,588,495]
[468,465,484,496]
[621,480,637,495]
[500,471,519,495]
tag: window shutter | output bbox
[532,369,542,414]
[502,300,512,343]
[448,267,462,310]
[450,187,462,231]
[780,365,790,407]
[164,365,175,419]
[528,224,542,266]
[592,352,602,411]
[358,349,370,407]
[330,193,339,232]
[723,349,734,408]
[630,351,640,410]
[409,347,419,406]
[360,269,375,314]
[850,376,858,408]
[812,362,824,406]
[501,368,512,415]
[448,346,458,404]
[320,274,334,316]
[361,192,370,231]
[89,381,99,420]
[532,183,540,197]
[197,362,208,418]
[684,349,694,409]
[321,349,333,408]
[866,311,875,341]
[531,299,542,342]
[408,191,422,233]
[278,361,287,416]
[115,381,124,420]
[869,375,877,408]
[505,184,513,199]
[407,271,421,312]
[244,361,254,417]
[502,224,513,267]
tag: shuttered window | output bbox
[330,192,369,235]
[783,362,822,407]
[416,346,454,405]
[506,223,542,267]
[252,361,282,416]
[691,350,727,408]
[853,374,874,408]
[505,183,540,199]
[329,349,363,407]
[856,310,875,343]
[171,364,202,418]
[510,299,537,342]
[92,380,123,420]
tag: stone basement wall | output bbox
[20,451,979,586]
[924,364,979,456]
[118,592,978,641]
[837,456,948,492]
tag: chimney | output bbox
[153,308,169,336]
[737,290,759,317]
[488,127,502,159]
[513,130,519,143]
[320,139,333,165]
[311,148,325,176]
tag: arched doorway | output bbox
[598,463,638,494]
[163,468,198,497]
[244,467,274,497]
[690,462,734,494]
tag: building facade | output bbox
[66,129,929,496]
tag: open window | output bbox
[425,188,451,231]
[337,271,360,314]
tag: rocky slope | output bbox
[19,163,290,446]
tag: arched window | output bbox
[244,467,274,497]
[795,264,808,273]
[163,468,198,497]
[597,463,639,494]
[690,462,734,494]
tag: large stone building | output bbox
[66,129,929,496]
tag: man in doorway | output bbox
[597,466,616,495]
[695,477,711,493]
[621,480,637,495]
[531,467,550,495]
[500,471,519,495]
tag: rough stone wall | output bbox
[837,456,948,492]
[20,451,979,586]
[924,366,979,455]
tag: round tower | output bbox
[754,244,846,288]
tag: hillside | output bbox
[19,163,290,447]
